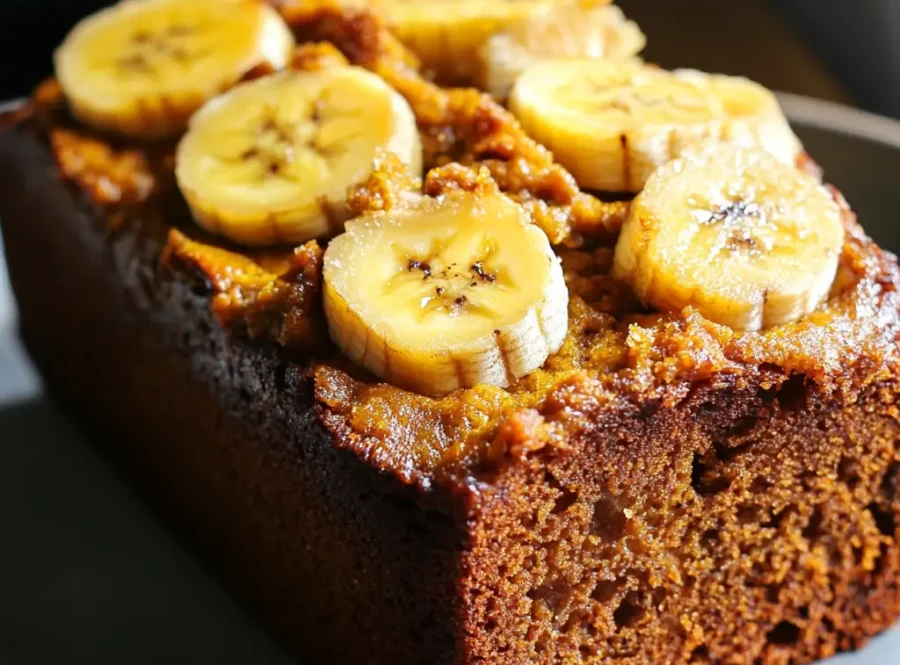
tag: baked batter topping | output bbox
[13,2,900,483]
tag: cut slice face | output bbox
[479,3,645,99]
[54,0,295,138]
[323,190,568,395]
[612,146,845,331]
[509,60,803,192]
[175,67,422,246]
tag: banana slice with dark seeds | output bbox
[175,67,422,246]
[323,187,568,395]
[612,146,845,331]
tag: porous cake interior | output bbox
[464,379,900,663]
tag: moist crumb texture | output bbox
[2,3,900,665]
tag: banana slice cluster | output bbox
[509,59,801,192]
[54,0,422,246]
[54,0,295,138]
[323,190,568,395]
[478,3,645,99]
[50,0,847,396]
[175,68,421,246]
[613,146,844,331]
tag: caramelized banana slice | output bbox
[379,0,561,82]
[612,146,844,331]
[479,3,645,99]
[54,0,295,138]
[175,67,422,246]
[323,183,568,395]
[509,60,803,192]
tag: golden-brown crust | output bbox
[163,229,326,350]
[347,151,422,215]
[51,127,158,205]
[309,188,900,483]
[281,4,900,481]
[283,3,629,246]
[15,3,900,485]
[289,41,351,72]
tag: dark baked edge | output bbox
[0,107,472,665]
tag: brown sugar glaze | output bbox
[16,4,900,489]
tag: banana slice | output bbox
[175,68,422,246]
[509,60,802,192]
[675,70,802,167]
[323,189,568,395]
[509,59,725,192]
[54,0,295,138]
[612,146,844,331]
[478,3,645,99]
[379,0,560,83]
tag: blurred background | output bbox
[1,0,899,117]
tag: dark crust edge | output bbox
[0,113,478,665]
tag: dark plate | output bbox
[1,96,900,664]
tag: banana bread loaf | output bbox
[2,2,900,664]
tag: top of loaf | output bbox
[5,1,900,487]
